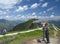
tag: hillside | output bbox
[12,19,42,31]
[0,19,24,32]
[0,24,59,44]
[0,30,42,44]
[49,20,60,28]
[0,21,60,44]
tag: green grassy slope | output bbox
[12,19,42,31]
[57,30,60,37]
[13,19,33,31]
[8,30,42,44]
[0,24,60,44]
[0,30,42,44]
[0,20,60,44]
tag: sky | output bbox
[0,0,60,21]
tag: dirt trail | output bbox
[23,37,60,44]
[23,26,60,44]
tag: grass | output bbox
[57,30,60,37]
[0,24,59,44]
[7,30,42,44]
[49,24,55,37]
[49,30,54,37]
[0,36,12,42]
[0,30,55,44]
[0,30,42,44]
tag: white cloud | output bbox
[39,0,44,2]
[39,11,46,15]
[47,7,54,11]
[43,11,46,13]
[31,12,38,18]
[16,5,28,12]
[0,10,7,15]
[30,3,40,9]
[3,12,7,14]
[39,7,55,15]
[3,13,38,20]
[0,15,9,19]
[6,16,9,18]
[0,14,60,21]
[4,15,26,20]
[41,2,48,7]
[32,12,36,16]
[38,16,60,21]
[50,15,55,18]
[0,0,22,9]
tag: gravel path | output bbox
[23,37,60,44]
[23,24,60,44]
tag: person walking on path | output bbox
[44,20,50,43]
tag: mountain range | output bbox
[0,19,60,32]
[49,20,60,28]
[0,19,24,31]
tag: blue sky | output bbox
[0,0,60,20]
